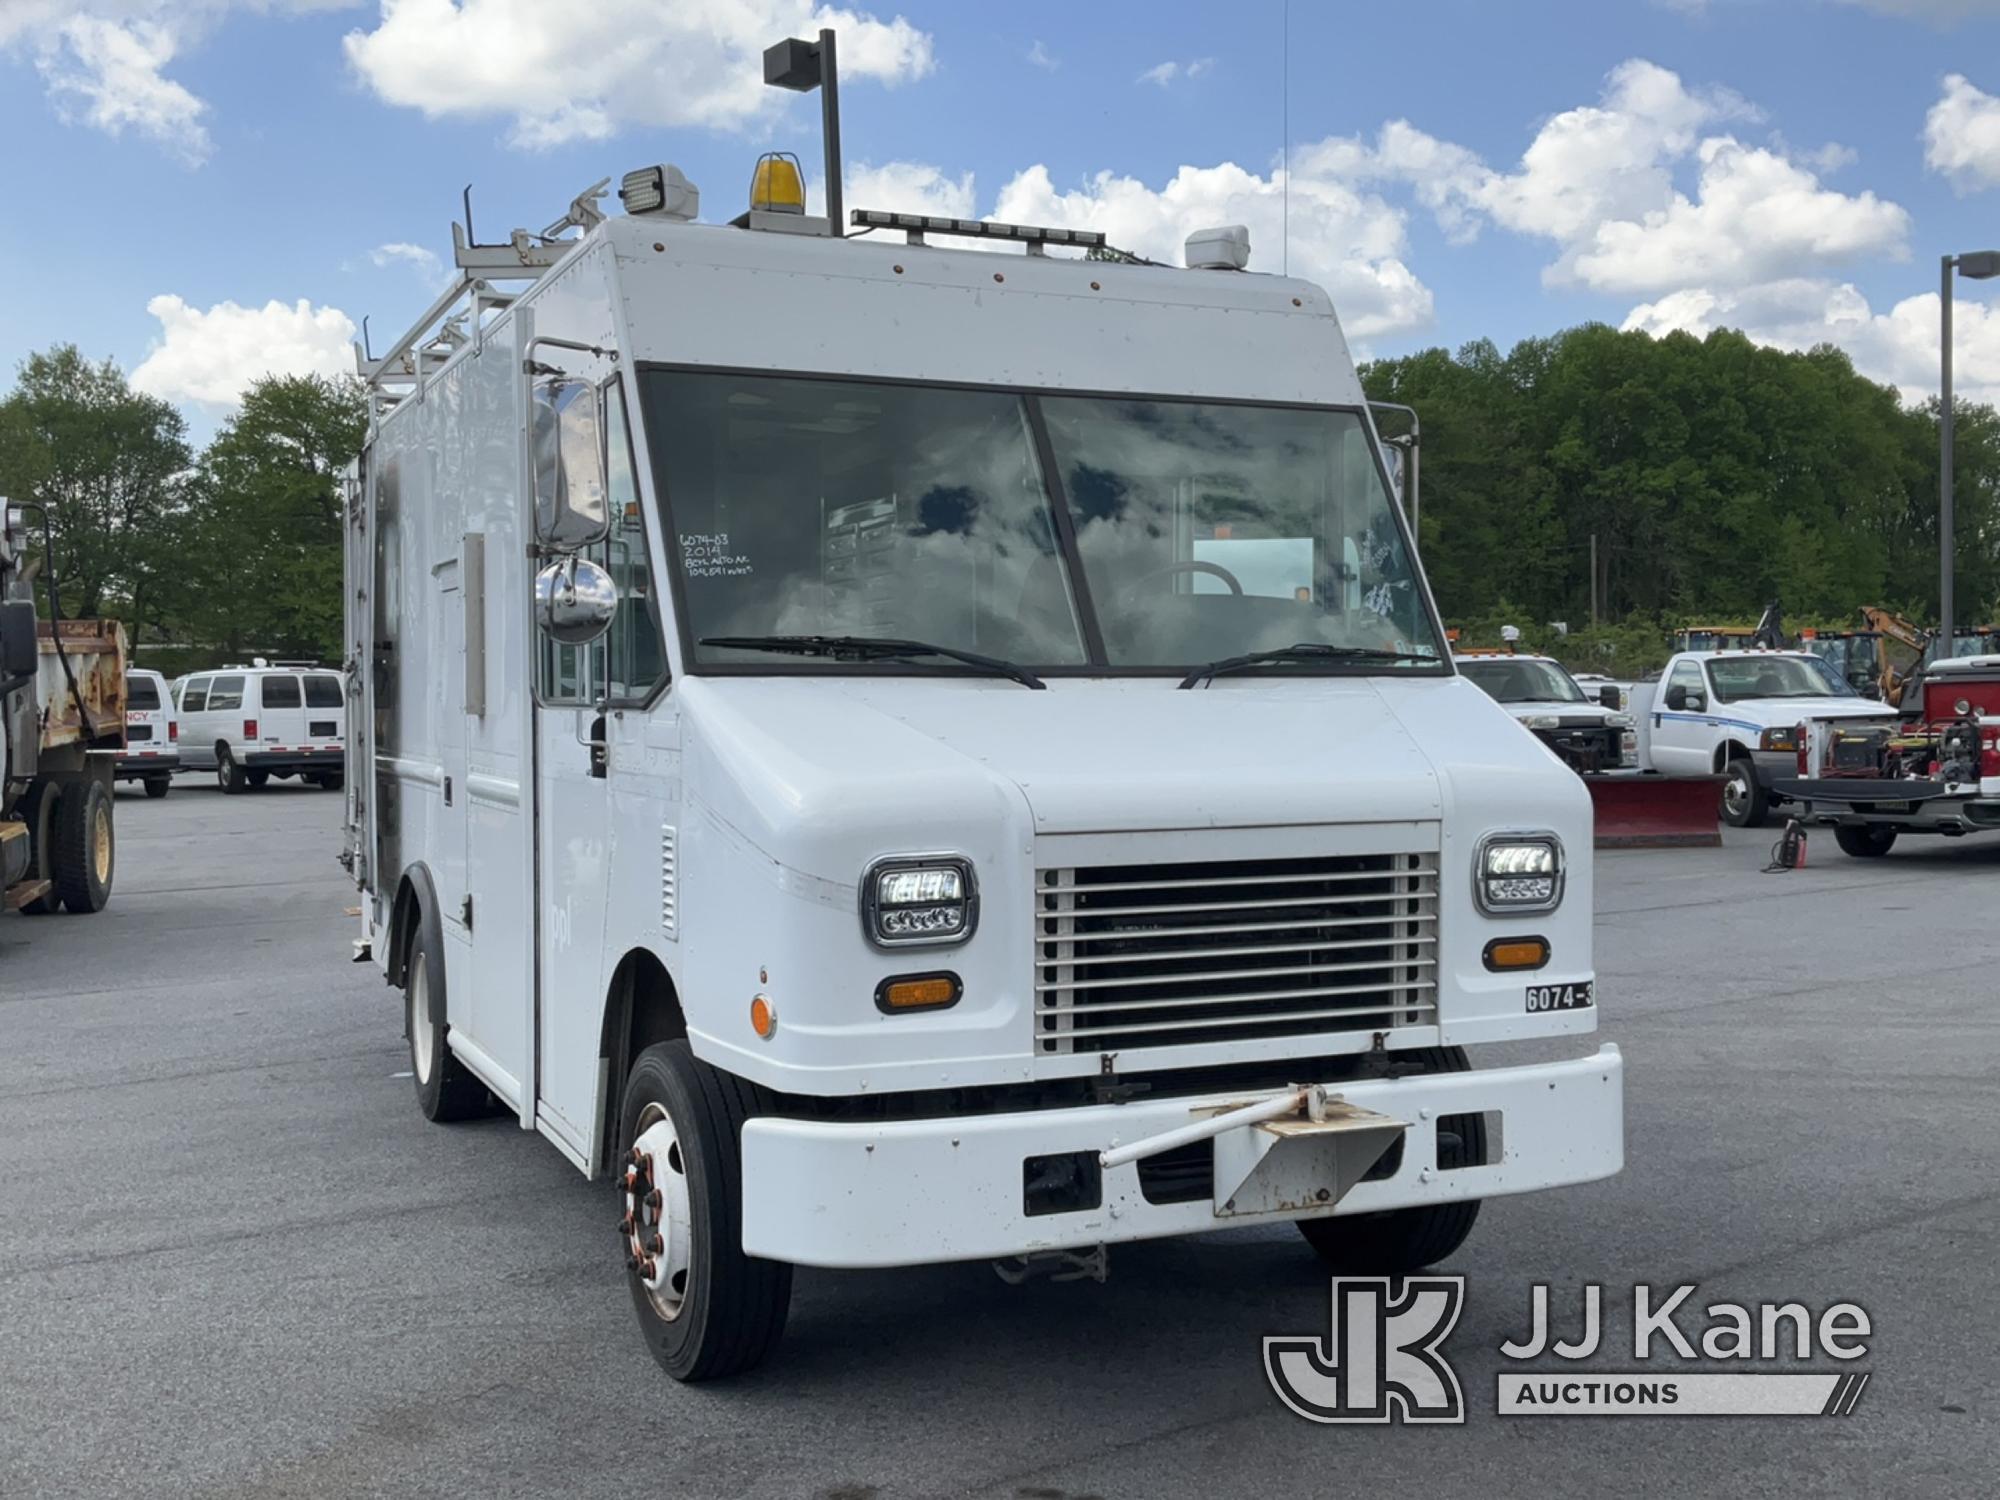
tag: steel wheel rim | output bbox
[1723,769,1749,819]
[627,1103,694,1321]
[92,804,111,883]
[409,961,434,1084]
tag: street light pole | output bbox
[1939,249,2000,659]
[1942,254,1955,657]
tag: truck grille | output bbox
[1034,853,1438,1054]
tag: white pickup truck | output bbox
[1455,653,1637,772]
[1633,649,1891,827]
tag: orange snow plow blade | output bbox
[1587,774,1722,849]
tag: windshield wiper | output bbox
[700,635,1046,689]
[1179,643,1439,689]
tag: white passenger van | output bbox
[346,84,1623,1381]
[116,668,180,797]
[176,662,346,793]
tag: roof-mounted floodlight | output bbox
[849,209,1106,255]
[1185,224,1250,270]
[620,164,699,221]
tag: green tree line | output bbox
[0,346,364,677]
[1,322,1992,682]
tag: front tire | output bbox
[1297,1047,1484,1275]
[1721,756,1769,829]
[1834,823,1898,858]
[619,1041,792,1381]
[53,779,113,914]
[404,926,488,1122]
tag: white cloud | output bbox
[1624,278,2000,407]
[35,15,210,163]
[1026,39,1056,71]
[369,240,449,288]
[131,294,356,412]
[1837,0,2000,20]
[343,1,935,149]
[1136,57,1212,87]
[994,161,1431,341]
[1926,74,2000,193]
[842,160,976,219]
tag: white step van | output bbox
[345,132,1623,1380]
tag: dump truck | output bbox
[343,29,1623,1381]
[1,499,125,915]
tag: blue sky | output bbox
[4,0,2000,442]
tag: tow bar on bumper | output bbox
[740,1045,1624,1268]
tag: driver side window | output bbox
[1667,660,1705,706]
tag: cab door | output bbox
[1649,658,1715,775]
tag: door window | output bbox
[1666,660,1705,707]
[305,674,343,708]
[180,677,210,713]
[260,674,302,708]
[207,675,246,711]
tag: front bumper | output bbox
[741,1045,1624,1268]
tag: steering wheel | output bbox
[1118,559,1245,601]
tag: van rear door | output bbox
[124,673,170,750]
[304,672,345,750]
[257,672,308,751]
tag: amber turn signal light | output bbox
[750,995,777,1039]
[1483,937,1550,972]
[875,972,963,1014]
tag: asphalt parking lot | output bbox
[3,781,1995,1498]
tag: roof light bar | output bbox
[850,208,1105,250]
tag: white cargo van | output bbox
[345,76,1623,1381]
[116,668,180,797]
[176,663,346,793]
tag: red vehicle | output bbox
[1775,655,2000,857]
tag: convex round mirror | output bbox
[535,556,617,646]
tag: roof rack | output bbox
[356,180,611,415]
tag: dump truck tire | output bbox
[53,779,113,914]
[1297,1046,1484,1276]
[620,1041,792,1381]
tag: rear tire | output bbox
[1297,1047,1484,1276]
[217,745,247,795]
[17,781,63,915]
[620,1041,792,1381]
[405,926,489,1122]
[1721,756,1769,829]
[1834,823,1898,858]
[144,777,170,800]
[245,769,270,789]
[53,779,113,914]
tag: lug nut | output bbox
[618,1213,635,1234]
[648,1234,664,1256]
[645,1190,663,1212]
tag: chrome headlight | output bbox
[1523,713,1562,730]
[1475,832,1564,915]
[861,855,978,947]
[1605,713,1633,730]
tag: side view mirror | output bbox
[1597,685,1622,710]
[535,556,618,646]
[1686,690,1706,713]
[1663,685,1686,711]
[0,599,36,679]
[531,377,609,549]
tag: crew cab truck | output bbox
[1455,651,1637,771]
[1776,654,2000,856]
[1636,649,1889,827]
[2,499,124,915]
[346,139,1624,1381]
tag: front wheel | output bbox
[1834,823,1898,858]
[1721,756,1769,829]
[1297,1047,1484,1275]
[620,1041,792,1381]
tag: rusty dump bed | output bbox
[37,619,126,750]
